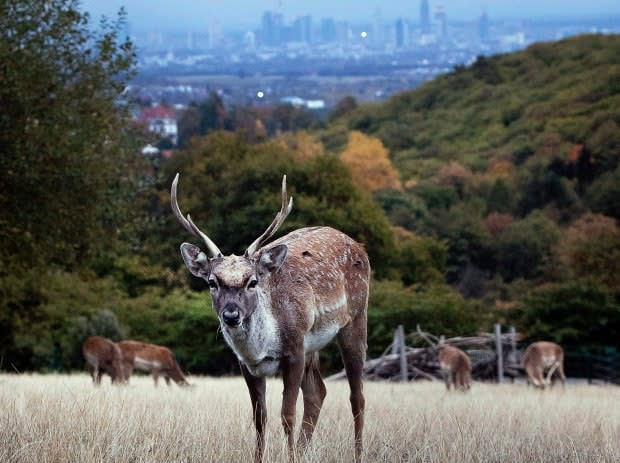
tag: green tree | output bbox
[585,167,620,220]
[509,280,620,347]
[485,178,514,214]
[0,0,139,271]
[159,132,397,278]
[0,0,143,370]
[329,96,358,122]
[495,210,560,281]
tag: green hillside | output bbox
[320,34,620,291]
[335,34,620,183]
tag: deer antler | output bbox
[245,175,293,257]
[171,173,223,257]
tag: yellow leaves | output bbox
[557,212,620,287]
[277,131,324,161]
[340,131,401,192]
[486,159,513,178]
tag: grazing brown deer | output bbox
[522,341,566,389]
[116,340,189,387]
[438,344,471,391]
[171,174,370,463]
[82,336,125,385]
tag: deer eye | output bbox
[207,278,218,290]
[247,278,258,289]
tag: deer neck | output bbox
[220,288,282,377]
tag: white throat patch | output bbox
[221,289,281,377]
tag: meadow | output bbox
[1,374,618,463]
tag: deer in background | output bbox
[522,341,566,389]
[82,336,125,385]
[172,174,370,463]
[116,340,189,387]
[438,344,472,391]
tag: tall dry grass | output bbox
[1,373,619,462]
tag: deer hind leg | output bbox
[442,369,451,391]
[557,362,567,388]
[297,353,327,454]
[241,364,267,463]
[87,363,97,385]
[124,364,134,385]
[527,365,545,389]
[337,316,367,463]
[153,369,160,387]
[545,362,559,386]
[164,375,171,386]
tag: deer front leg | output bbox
[281,352,305,462]
[297,353,327,453]
[241,364,267,463]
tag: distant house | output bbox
[140,105,178,146]
[280,96,326,110]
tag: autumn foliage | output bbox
[340,131,401,192]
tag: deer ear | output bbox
[180,243,210,277]
[257,244,288,276]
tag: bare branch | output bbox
[415,324,438,347]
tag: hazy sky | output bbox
[80,0,620,29]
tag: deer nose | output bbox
[222,305,241,326]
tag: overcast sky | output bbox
[80,0,620,29]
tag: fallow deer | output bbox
[171,174,370,463]
[82,336,124,385]
[522,341,566,389]
[116,340,189,387]
[438,344,471,391]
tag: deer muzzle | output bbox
[222,303,241,327]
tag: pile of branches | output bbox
[327,326,522,382]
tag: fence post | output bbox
[495,323,504,384]
[396,325,407,382]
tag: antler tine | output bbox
[245,175,293,257]
[171,173,223,257]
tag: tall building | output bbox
[293,15,313,44]
[435,5,447,40]
[320,17,337,43]
[261,10,283,46]
[479,10,489,41]
[373,8,384,46]
[395,18,409,48]
[420,0,431,34]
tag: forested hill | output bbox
[335,34,620,185]
[320,33,620,291]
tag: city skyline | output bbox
[81,0,620,31]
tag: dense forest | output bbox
[1,1,618,374]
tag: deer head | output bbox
[171,173,293,328]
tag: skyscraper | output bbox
[479,10,489,41]
[435,5,447,40]
[261,10,283,46]
[373,8,384,46]
[320,18,337,43]
[395,18,409,49]
[420,0,431,34]
[293,15,312,44]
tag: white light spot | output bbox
[360,31,368,38]
[257,91,264,98]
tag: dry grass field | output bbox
[1,373,619,463]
